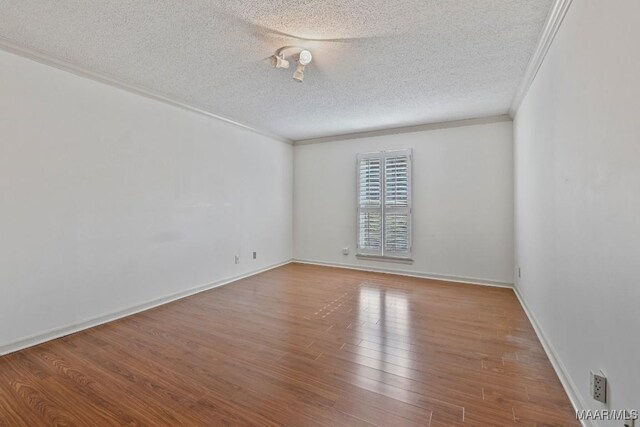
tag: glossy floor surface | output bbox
[0,263,578,426]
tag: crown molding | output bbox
[509,0,573,117]
[294,114,512,146]
[0,37,293,145]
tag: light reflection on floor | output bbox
[357,285,413,382]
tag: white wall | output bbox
[514,0,640,423]
[0,49,293,353]
[294,120,514,285]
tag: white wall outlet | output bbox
[342,247,349,255]
[234,255,240,264]
[590,371,607,403]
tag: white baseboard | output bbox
[513,287,592,427]
[0,260,292,356]
[293,258,513,288]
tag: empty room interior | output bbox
[1,1,638,426]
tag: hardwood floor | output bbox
[0,263,578,426]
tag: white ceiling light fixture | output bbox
[273,46,313,83]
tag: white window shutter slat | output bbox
[384,213,410,252]
[358,211,382,251]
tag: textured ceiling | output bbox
[0,1,553,141]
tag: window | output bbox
[357,149,412,260]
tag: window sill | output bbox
[356,254,414,264]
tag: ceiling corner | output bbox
[509,0,574,116]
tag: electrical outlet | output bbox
[234,255,240,264]
[590,371,607,403]
[342,247,349,256]
[253,251,257,259]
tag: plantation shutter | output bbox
[357,149,412,259]
[383,152,411,258]
[357,154,383,256]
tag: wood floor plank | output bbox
[0,263,578,425]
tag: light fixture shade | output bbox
[274,55,290,69]
[293,63,305,82]
[298,50,313,65]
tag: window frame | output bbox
[356,149,413,261]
